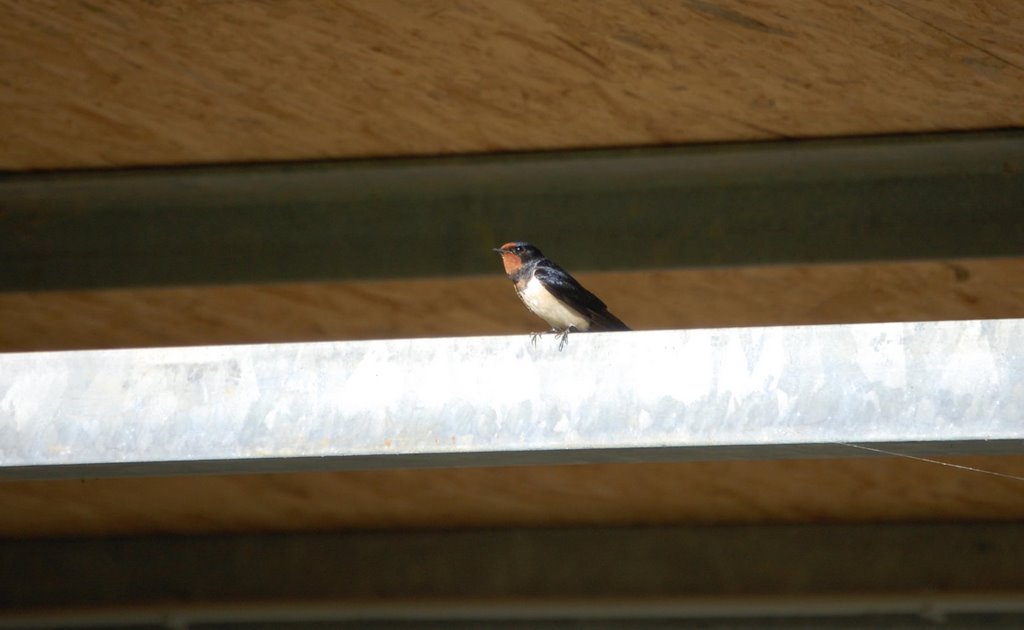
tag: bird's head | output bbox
[493,241,543,275]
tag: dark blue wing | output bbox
[533,262,630,331]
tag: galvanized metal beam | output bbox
[2,319,1022,480]
[2,523,1024,627]
[2,130,1023,291]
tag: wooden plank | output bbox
[1,0,1022,169]
[3,258,1023,352]
[1,457,1022,538]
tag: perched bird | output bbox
[493,241,629,349]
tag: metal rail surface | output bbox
[1,319,1022,479]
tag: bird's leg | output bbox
[530,328,559,346]
[556,326,578,351]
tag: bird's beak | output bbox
[492,247,505,254]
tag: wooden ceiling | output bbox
[3,258,1024,353]
[1,1,1022,170]
[4,456,1024,539]
[2,1,1023,539]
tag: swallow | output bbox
[494,241,629,349]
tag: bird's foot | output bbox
[556,326,578,351]
[530,328,567,348]
[530,328,557,346]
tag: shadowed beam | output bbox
[2,524,1024,626]
[1,130,1023,291]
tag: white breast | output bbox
[518,276,591,331]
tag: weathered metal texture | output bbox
[2,130,1023,291]
[1,319,1022,479]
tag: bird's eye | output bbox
[514,246,523,253]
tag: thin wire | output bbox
[838,442,1024,483]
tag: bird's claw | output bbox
[529,328,570,349]
[556,326,578,351]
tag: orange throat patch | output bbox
[499,252,522,276]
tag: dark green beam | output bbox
[2,131,1022,292]
[2,524,1023,626]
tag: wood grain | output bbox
[2,258,1023,352]
[1,456,1022,538]
[2,0,1022,170]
